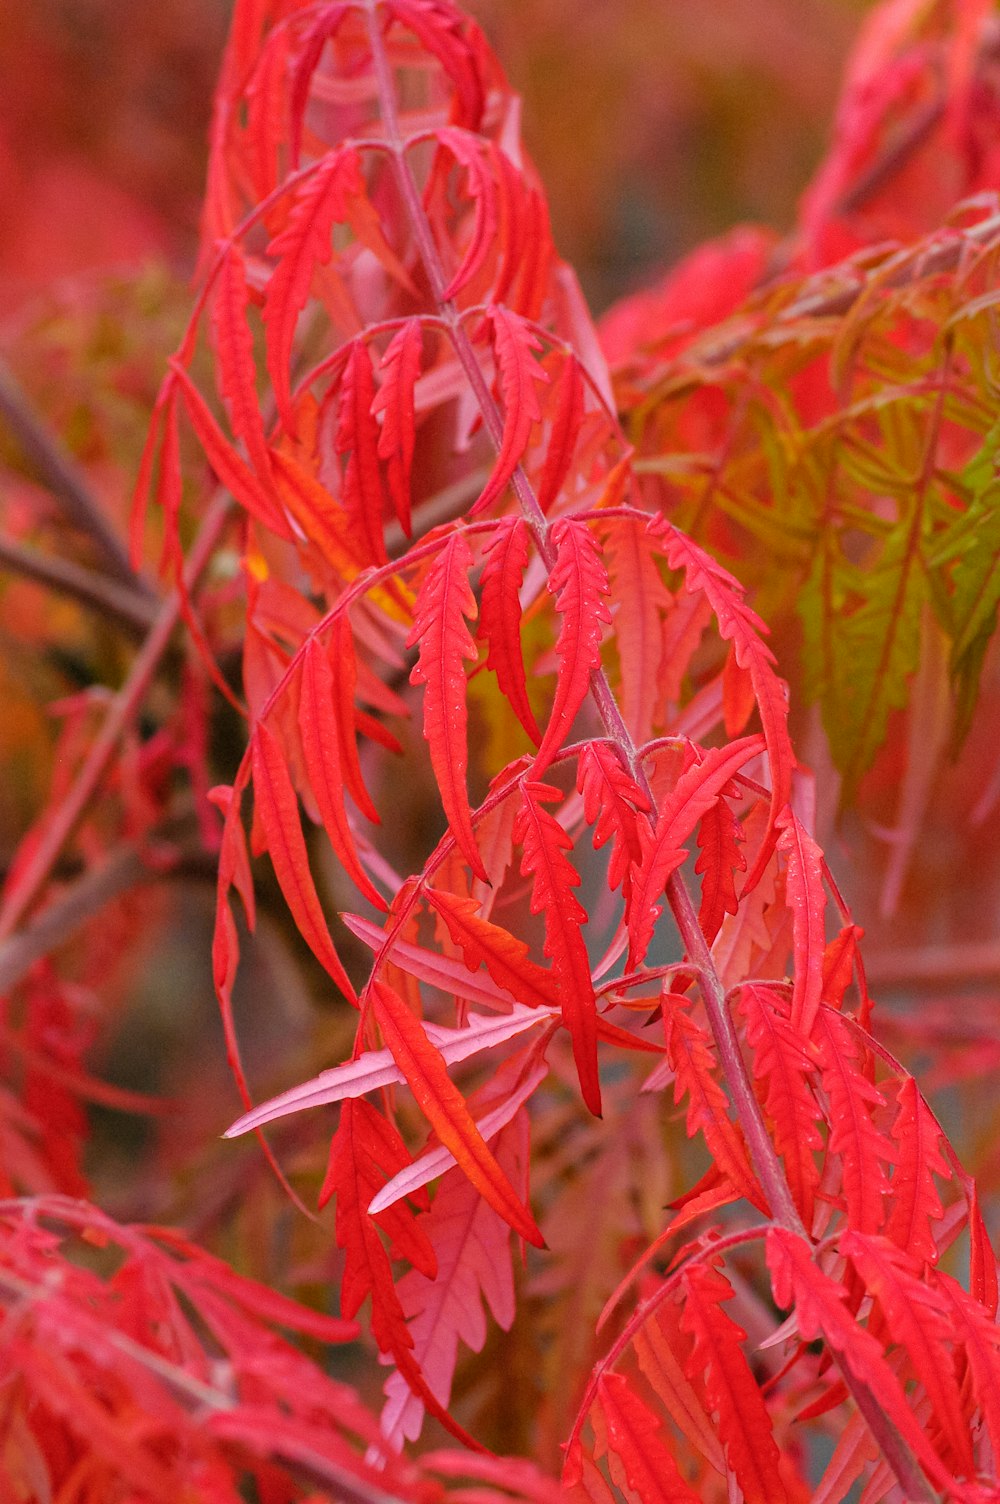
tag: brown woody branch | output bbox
[0,360,154,595]
[0,491,233,944]
[0,817,217,997]
[0,531,158,635]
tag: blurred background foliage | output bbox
[0,0,867,310]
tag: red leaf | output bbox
[251,721,357,1003]
[766,1228,961,1495]
[479,516,541,743]
[843,1232,974,1476]
[936,1272,1000,1464]
[885,1076,950,1267]
[576,741,648,903]
[653,522,792,891]
[170,360,291,538]
[605,516,673,745]
[211,243,272,480]
[246,18,291,195]
[514,781,600,1116]
[536,353,585,514]
[814,1009,894,1234]
[776,806,826,1040]
[633,1303,728,1476]
[372,980,544,1247]
[263,147,361,431]
[298,638,386,910]
[337,340,389,566]
[373,319,423,536]
[329,614,380,824]
[407,533,487,882]
[472,306,549,514]
[662,994,767,1213]
[680,1261,788,1504]
[319,1098,486,1451]
[596,1372,700,1504]
[695,794,745,944]
[738,985,822,1226]
[288,5,350,168]
[534,517,611,773]
[426,888,560,1010]
[628,735,765,970]
[346,910,543,1013]
[438,129,499,301]
[385,0,485,129]
[381,1125,522,1446]
[970,1180,999,1317]
[226,1002,550,1137]
[370,1057,547,1213]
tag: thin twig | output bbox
[0,817,216,996]
[866,939,1000,988]
[0,492,232,944]
[0,360,153,594]
[0,531,158,635]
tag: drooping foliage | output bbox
[2,1,1000,1502]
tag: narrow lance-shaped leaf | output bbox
[298,638,386,910]
[170,360,291,538]
[814,1008,894,1234]
[212,242,272,480]
[766,1228,963,1498]
[426,888,560,1010]
[287,6,350,168]
[319,1099,487,1452]
[884,1075,950,1266]
[472,305,549,514]
[628,735,765,970]
[776,805,826,1040]
[576,741,648,903]
[262,147,360,431]
[695,794,745,944]
[595,1373,701,1504]
[345,910,540,1013]
[370,1059,547,1215]
[653,521,792,891]
[407,533,488,882]
[337,340,389,566]
[680,1262,788,1504]
[534,517,611,774]
[438,128,499,301]
[633,1303,728,1477]
[371,980,544,1247]
[737,985,822,1227]
[226,1003,552,1136]
[842,1231,975,1478]
[514,781,601,1116]
[604,515,673,746]
[251,721,358,1004]
[536,353,584,514]
[479,516,541,743]
[662,996,767,1213]
[329,613,380,824]
[373,319,423,537]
